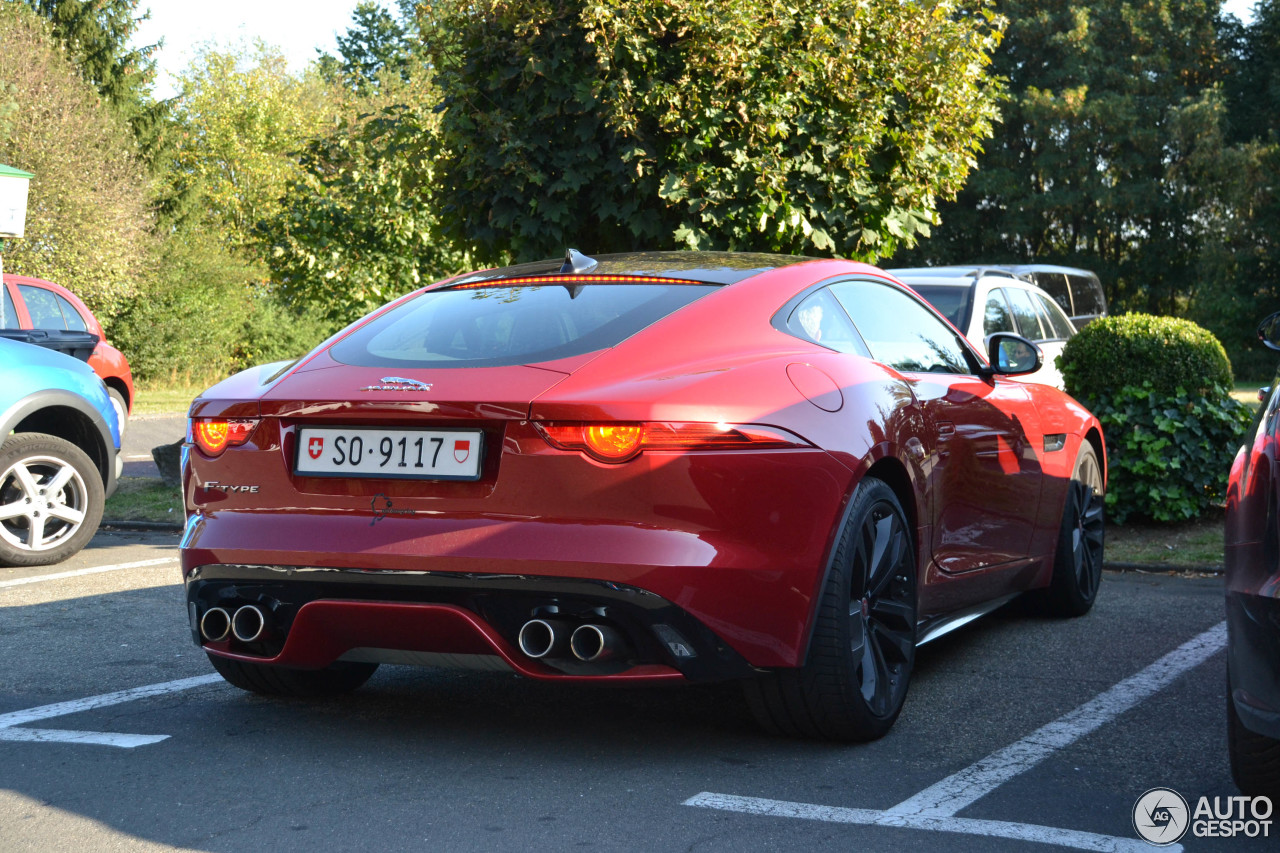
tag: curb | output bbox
[101,519,184,533]
[1105,561,1223,576]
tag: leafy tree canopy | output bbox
[0,2,151,325]
[419,0,1006,264]
[318,1,415,94]
[24,0,170,160]
[258,69,471,325]
[895,0,1223,316]
[167,42,339,252]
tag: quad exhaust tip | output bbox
[200,604,270,644]
[570,624,624,663]
[199,607,231,643]
[517,618,570,659]
[230,605,268,643]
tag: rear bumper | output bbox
[185,562,759,682]
[1227,590,1280,741]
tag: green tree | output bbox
[1180,1,1280,379]
[319,1,414,94]
[895,0,1224,316]
[0,3,151,323]
[23,0,170,161]
[419,0,1006,264]
[258,87,472,325]
[167,42,338,252]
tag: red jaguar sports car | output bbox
[181,251,1106,740]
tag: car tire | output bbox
[107,387,128,438]
[0,433,104,567]
[744,476,917,741]
[1228,685,1280,798]
[206,653,378,697]
[1040,442,1105,617]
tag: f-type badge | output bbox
[360,376,433,392]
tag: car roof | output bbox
[887,266,1028,282]
[997,264,1099,278]
[449,250,815,287]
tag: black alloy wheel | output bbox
[745,476,917,741]
[848,497,917,720]
[1042,442,1105,617]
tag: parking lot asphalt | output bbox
[119,415,186,479]
[0,529,1263,852]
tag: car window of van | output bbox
[1033,292,1076,340]
[1002,287,1047,341]
[983,290,1016,336]
[1069,274,1107,316]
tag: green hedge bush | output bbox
[1059,313,1233,397]
[112,231,335,386]
[1058,313,1252,523]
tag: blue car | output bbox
[0,336,120,566]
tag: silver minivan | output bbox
[889,266,1078,390]
[995,264,1108,329]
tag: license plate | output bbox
[295,427,483,480]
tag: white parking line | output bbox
[0,673,223,749]
[683,793,1156,853]
[888,621,1227,818]
[0,728,170,748]
[0,557,178,588]
[687,620,1227,851]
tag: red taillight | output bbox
[191,418,258,457]
[536,422,808,463]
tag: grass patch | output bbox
[132,384,204,417]
[1106,510,1224,568]
[104,477,183,523]
[1232,381,1266,412]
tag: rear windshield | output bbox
[330,282,718,368]
[910,285,973,330]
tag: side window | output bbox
[1069,274,1106,317]
[1,286,19,329]
[54,293,88,332]
[830,280,973,375]
[784,287,870,357]
[1003,286,1046,342]
[1033,292,1075,340]
[982,290,1016,336]
[19,285,68,329]
[1033,272,1073,315]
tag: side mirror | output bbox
[1258,311,1280,353]
[985,332,1043,377]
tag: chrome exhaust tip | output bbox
[231,605,268,643]
[570,624,624,662]
[199,607,231,643]
[517,618,570,659]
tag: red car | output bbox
[182,251,1106,740]
[1224,311,1280,796]
[1,273,134,433]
